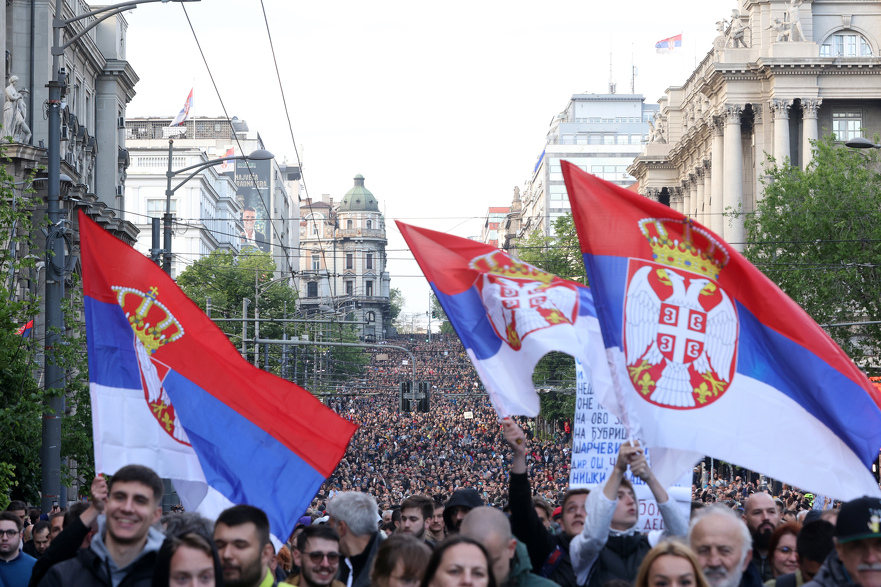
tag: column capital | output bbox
[670,187,684,204]
[703,158,712,172]
[723,105,743,125]
[711,115,726,136]
[770,99,793,120]
[645,188,660,202]
[695,165,706,181]
[802,98,823,118]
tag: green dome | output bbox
[339,174,379,212]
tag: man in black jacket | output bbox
[36,465,164,587]
[326,492,384,587]
[502,418,587,587]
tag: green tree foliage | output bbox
[745,135,881,367]
[430,293,454,335]
[389,287,404,322]
[516,214,587,284]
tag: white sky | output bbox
[125,0,734,320]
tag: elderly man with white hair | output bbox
[689,505,764,587]
[325,492,384,587]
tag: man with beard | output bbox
[0,511,36,586]
[214,505,276,587]
[397,496,433,543]
[690,505,763,587]
[426,502,445,545]
[744,493,781,581]
[286,526,344,587]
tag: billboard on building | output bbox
[235,159,271,253]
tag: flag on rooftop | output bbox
[562,161,881,500]
[170,88,193,127]
[79,210,357,543]
[655,34,683,54]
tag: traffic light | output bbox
[418,381,431,413]
[399,381,411,413]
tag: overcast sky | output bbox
[125,0,734,320]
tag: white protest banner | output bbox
[569,359,692,531]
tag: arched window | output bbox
[346,219,353,230]
[366,220,372,229]
[366,311,376,323]
[821,31,874,57]
[307,282,318,298]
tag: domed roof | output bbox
[339,174,379,213]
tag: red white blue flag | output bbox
[16,320,33,338]
[655,34,683,54]
[398,222,611,418]
[79,211,356,542]
[170,88,193,127]
[562,162,881,499]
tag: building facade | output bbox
[124,116,300,277]
[627,0,881,251]
[298,175,391,341]
[481,206,511,248]
[519,93,658,239]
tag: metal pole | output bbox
[254,270,260,367]
[163,139,174,275]
[151,217,161,265]
[241,298,250,358]
[42,0,66,515]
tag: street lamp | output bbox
[44,0,200,514]
[163,140,274,275]
[844,137,881,149]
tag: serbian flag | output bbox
[170,88,193,127]
[562,162,881,499]
[16,320,33,337]
[397,221,612,418]
[219,148,235,173]
[655,34,682,54]
[79,210,356,542]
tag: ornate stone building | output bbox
[298,175,391,341]
[628,0,881,251]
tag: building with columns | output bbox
[298,175,392,341]
[628,0,881,251]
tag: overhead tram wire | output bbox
[256,0,330,283]
[180,4,295,277]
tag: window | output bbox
[366,220,372,229]
[307,282,318,298]
[603,135,616,145]
[346,253,353,269]
[833,111,863,141]
[346,281,353,295]
[588,134,602,145]
[366,253,373,269]
[311,254,320,271]
[821,32,873,57]
[631,134,642,145]
[346,219,353,229]
[576,134,589,145]
[617,135,629,145]
[365,281,373,297]
[312,223,319,236]
[147,199,175,219]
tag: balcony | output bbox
[337,228,385,239]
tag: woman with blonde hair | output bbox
[635,540,711,587]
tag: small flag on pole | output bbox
[219,148,235,173]
[16,320,33,337]
[170,88,194,127]
[655,34,683,54]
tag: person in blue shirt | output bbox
[0,510,37,587]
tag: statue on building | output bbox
[727,10,749,48]
[649,112,667,144]
[768,18,792,42]
[713,21,728,60]
[3,76,31,144]
[789,0,806,42]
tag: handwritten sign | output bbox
[463,411,474,420]
[569,359,691,531]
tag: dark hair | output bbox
[532,497,553,520]
[0,511,22,531]
[5,500,26,513]
[372,534,431,587]
[561,488,590,515]
[391,508,402,525]
[216,505,271,548]
[296,524,340,552]
[110,465,164,503]
[768,522,801,563]
[152,532,224,587]
[32,521,50,536]
[164,512,215,543]
[401,495,434,522]
[420,535,497,587]
[244,206,256,213]
[49,512,65,525]
[797,520,835,563]
[64,502,90,529]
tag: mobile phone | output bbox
[52,500,58,508]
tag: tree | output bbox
[389,287,404,323]
[516,214,587,284]
[745,135,881,368]
[430,293,454,335]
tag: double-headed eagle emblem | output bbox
[623,219,738,409]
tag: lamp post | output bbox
[163,140,273,275]
[45,0,200,514]
[844,137,881,149]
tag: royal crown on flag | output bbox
[638,218,729,280]
[112,285,184,354]
[469,251,555,284]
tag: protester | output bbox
[744,494,782,582]
[634,541,711,587]
[420,536,496,587]
[426,503,445,546]
[0,510,36,587]
[803,496,881,587]
[214,505,276,587]
[36,465,165,587]
[689,505,763,587]
[398,496,434,542]
[765,524,802,583]
[370,534,431,587]
[286,525,343,587]
[152,532,224,587]
[770,521,835,587]
[571,441,690,587]
[325,492,384,587]
[443,490,483,535]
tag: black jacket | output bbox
[36,547,156,587]
[28,517,91,587]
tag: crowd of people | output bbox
[1,335,877,587]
